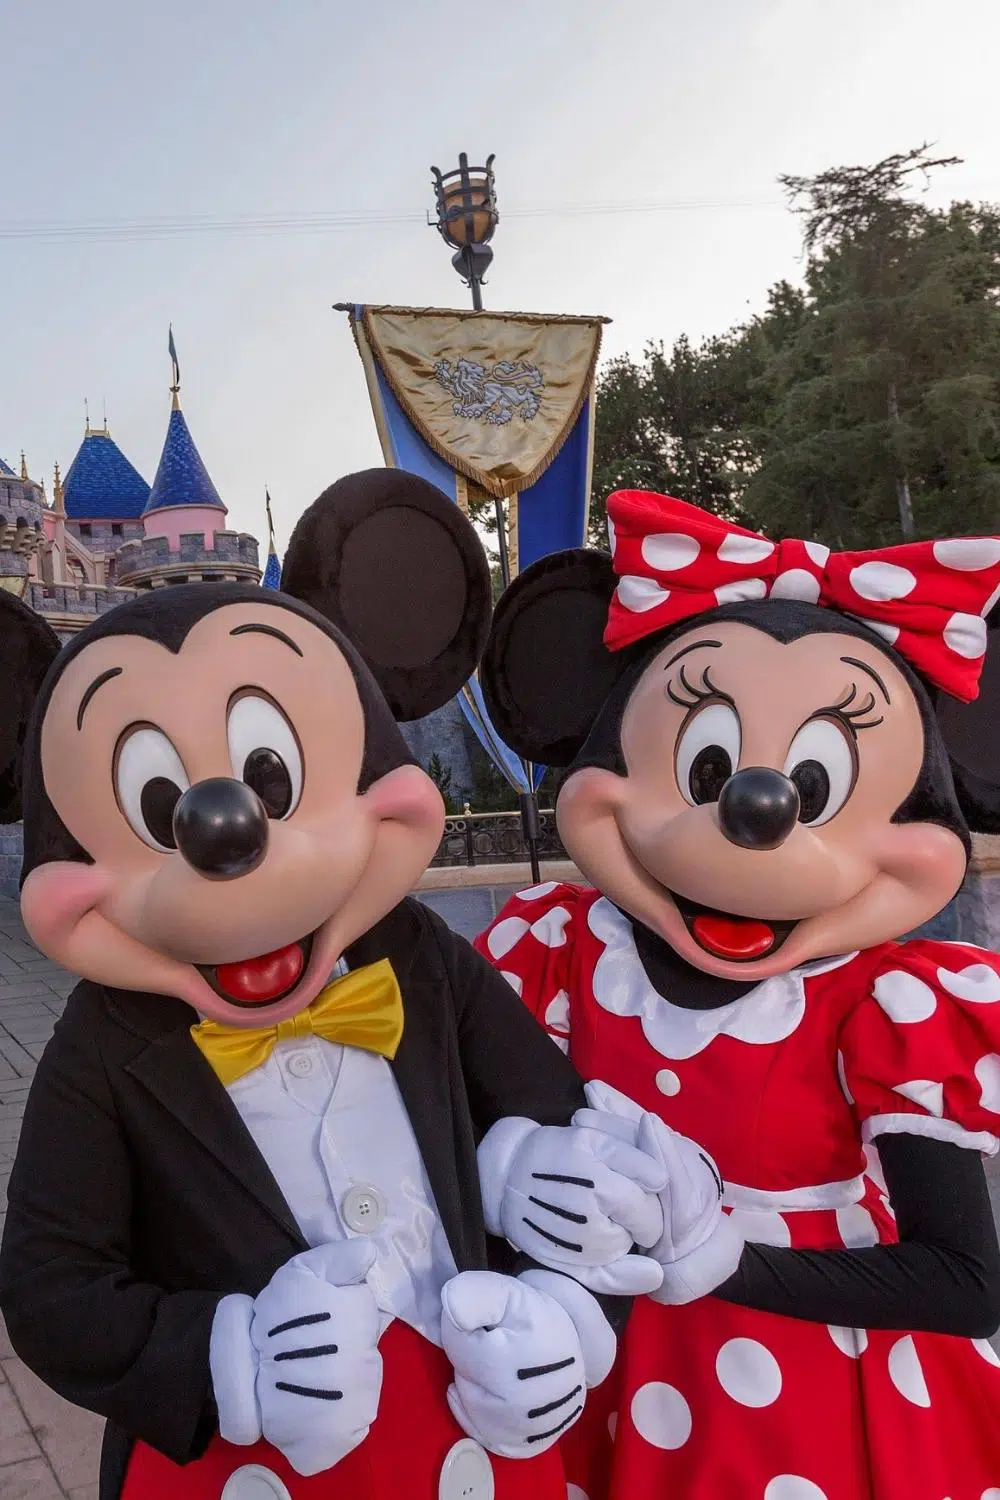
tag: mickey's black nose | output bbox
[717,767,801,851]
[172,777,269,880]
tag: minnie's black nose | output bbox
[172,777,269,879]
[717,767,801,851]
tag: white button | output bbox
[286,1052,313,1078]
[438,1438,495,1500]
[221,1466,293,1500]
[342,1184,386,1233]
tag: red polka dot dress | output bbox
[475,882,1000,1500]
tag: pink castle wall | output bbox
[142,504,227,548]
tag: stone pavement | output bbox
[0,890,997,1497]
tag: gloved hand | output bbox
[441,1268,615,1458]
[572,1081,745,1305]
[210,1240,382,1476]
[477,1112,668,1295]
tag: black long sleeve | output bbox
[716,1134,1000,1338]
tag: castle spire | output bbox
[168,325,181,411]
[53,461,65,517]
[19,452,27,481]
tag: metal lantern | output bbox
[429,153,497,309]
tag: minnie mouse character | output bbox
[475,490,1000,1499]
[0,471,680,1500]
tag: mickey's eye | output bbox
[115,726,190,852]
[227,694,303,819]
[675,702,742,806]
[783,717,858,825]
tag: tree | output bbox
[425,753,459,815]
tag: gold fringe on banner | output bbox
[349,305,608,501]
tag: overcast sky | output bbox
[2,0,998,551]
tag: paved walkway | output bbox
[0,892,997,1497]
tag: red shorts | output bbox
[122,1319,567,1500]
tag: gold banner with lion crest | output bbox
[350,305,607,500]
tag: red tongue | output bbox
[215,943,305,1004]
[692,914,775,962]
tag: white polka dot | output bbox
[981,1490,1000,1500]
[607,517,617,556]
[873,969,937,1023]
[933,538,1000,571]
[717,534,775,565]
[727,1209,791,1247]
[770,569,821,604]
[551,1034,570,1054]
[972,1338,1000,1367]
[864,1143,888,1195]
[849,561,917,602]
[656,1068,681,1097]
[893,1079,945,1118]
[715,1338,782,1407]
[938,963,1000,1004]
[607,1412,618,1440]
[863,619,900,646]
[518,881,558,901]
[487,917,529,960]
[618,575,671,613]
[500,971,523,997]
[805,541,831,567]
[975,1054,1000,1113]
[888,1334,931,1407]
[828,1325,868,1357]
[764,1479,828,1500]
[715,578,767,605]
[530,907,572,949]
[544,990,570,1033]
[837,1204,879,1248]
[641,532,700,572]
[630,1381,692,1450]
[837,1050,855,1105]
[567,1486,589,1500]
[944,612,988,659]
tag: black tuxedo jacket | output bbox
[0,898,607,1499]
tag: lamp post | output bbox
[430,153,542,883]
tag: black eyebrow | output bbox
[77,667,123,730]
[841,656,891,705]
[662,639,723,671]
[230,623,303,657]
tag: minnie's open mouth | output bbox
[669,891,798,963]
[197,931,317,1006]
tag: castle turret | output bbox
[0,453,44,598]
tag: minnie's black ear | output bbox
[936,613,1000,833]
[0,592,61,824]
[480,549,626,766]
[281,469,492,721]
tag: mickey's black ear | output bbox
[480,549,626,766]
[281,469,492,721]
[0,592,61,824]
[936,613,1000,833]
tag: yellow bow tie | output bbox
[190,959,404,1087]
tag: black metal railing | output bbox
[431,810,568,868]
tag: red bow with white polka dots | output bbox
[604,491,1000,701]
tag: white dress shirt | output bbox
[224,1008,457,1348]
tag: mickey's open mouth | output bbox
[197,931,317,1006]
[670,891,798,963]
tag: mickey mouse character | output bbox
[0,472,680,1500]
[474,490,1000,1499]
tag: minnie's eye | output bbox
[783,717,858,825]
[227,694,303,819]
[675,702,742,806]
[115,727,190,851]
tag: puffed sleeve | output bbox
[839,939,1000,1158]
[473,881,584,1050]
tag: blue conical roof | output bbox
[145,406,225,513]
[63,431,151,520]
[0,456,16,477]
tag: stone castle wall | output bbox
[116,530,259,582]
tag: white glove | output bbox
[573,1081,745,1305]
[441,1268,614,1458]
[210,1240,382,1477]
[478,1114,668,1295]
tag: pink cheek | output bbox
[362,765,445,832]
[21,862,115,951]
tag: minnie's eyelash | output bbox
[821,683,884,732]
[666,665,732,710]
